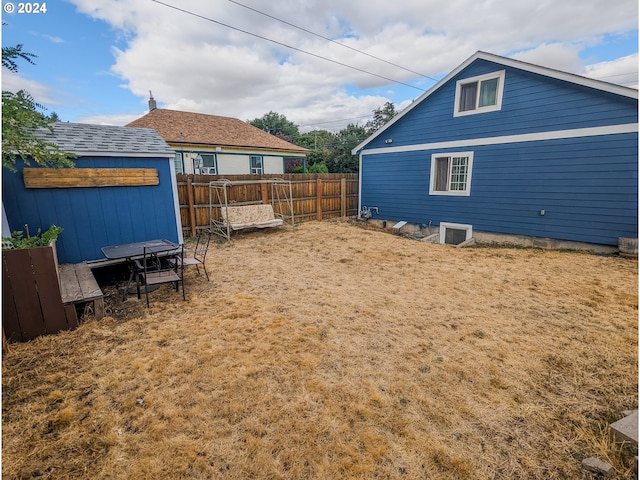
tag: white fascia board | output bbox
[360,123,639,156]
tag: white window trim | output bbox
[429,151,474,196]
[439,222,473,245]
[453,70,505,117]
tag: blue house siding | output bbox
[357,52,638,247]
[3,156,181,264]
[364,61,637,152]
[361,132,637,246]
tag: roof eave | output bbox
[69,151,176,158]
[168,141,308,154]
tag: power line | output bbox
[226,0,439,83]
[150,0,426,92]
[298,115,372,128]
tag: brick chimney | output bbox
[148,91,157,111]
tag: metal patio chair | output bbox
[136,244,185,307]
[172,229,211,281]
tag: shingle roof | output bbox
[34,122,175,157]
[126,109,308,153]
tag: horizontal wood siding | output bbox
[361,133,638,245]
[360,57,637,246]
[364,59,638,151]
[3,157,181,264]
[23,168,159,188]
[177,174,358,236]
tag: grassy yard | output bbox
[2,220,637,479]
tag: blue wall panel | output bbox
[361,133,638,245]
[3,156,180,264]
[359,57,638,246]
[364,59,638,151]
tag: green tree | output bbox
[327,123,367,173]
[364,101,398,135]
[2,44,36,72]
[2,45,75,171]
[296,129,336,170]
[247,111,300,143]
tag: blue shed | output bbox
[2,122,182,264]
[353,51,638,247]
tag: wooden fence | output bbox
[3,245,78,342]
[176,173,359,237]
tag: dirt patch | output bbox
[3,220,637,479]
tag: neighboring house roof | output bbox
[126,108,308,154]
[353,51,639,153]
[33,122,175,157]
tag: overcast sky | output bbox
[2,0,638,132]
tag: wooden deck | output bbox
[58,263,105,319]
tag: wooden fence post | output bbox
[316,178,323,221]
[186,176,196,237]
[341,177,346,219]
[261,182,269,204]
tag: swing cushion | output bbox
[223,204,284,230]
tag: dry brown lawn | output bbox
[2,220,638,479]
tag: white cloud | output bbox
[75,112,144,126]
[43,35,64,44]
[1,70,62,105]
[584,53,639,88]
[67,0,638,130]
[510,43,586,74]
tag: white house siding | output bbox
[264,156,283,174]
[177,150,287,175]
[218,154,249,175]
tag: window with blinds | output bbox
[429,152,474,196]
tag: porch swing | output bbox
[209,178,295,241]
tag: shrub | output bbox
[308,163,328,174]
[2,224,63,249]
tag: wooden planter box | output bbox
[2,242,78,342]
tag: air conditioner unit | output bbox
[201,167,216,175]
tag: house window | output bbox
[195,153,217,174]
[250,155,263,175]
[439,223,473,245]
[202,154,217,174]
[454,70,505,116]
[429,152,473,196]
[174,152,184,173]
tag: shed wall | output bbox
[3,156,181,264]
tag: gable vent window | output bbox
[429,152,473,196]
[454,70,505,116]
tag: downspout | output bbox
[357,151,363,218]
[168,155,184,244]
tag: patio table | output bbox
[101,239,179,300]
